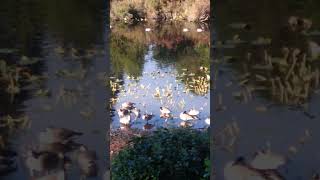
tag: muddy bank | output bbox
[110,129,149,157]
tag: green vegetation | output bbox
[112,128,210,180]
[110,0,210,24]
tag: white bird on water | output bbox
[131,107,141,119]
[142,113,154,121]
[180,111,197,121]
[121,102,135,110]
[117,108,130,118]
[205,117,210,125]
[188,108,200,116]
[145,28,151,32]
[119,114,132,125]
[160,107,171,114]
[183,28,189,32]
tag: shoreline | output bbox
[110,127,210,158]
[110,0,210,25]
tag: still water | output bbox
[214,0,320,179]
[0,1,108,179]
[110,23,210,131]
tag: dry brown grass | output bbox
[110,0,210,22]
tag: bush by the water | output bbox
[110,0,210,23]
[111,128,210,180]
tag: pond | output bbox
[109,23,210,131]
[214,0,320,179]
[0,1,108,179]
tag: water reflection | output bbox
[214,1,320,179]
[0,0,107,179]
[110,23,210,130]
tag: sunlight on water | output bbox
[111,45,210,130]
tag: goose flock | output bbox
[117,101,210,129]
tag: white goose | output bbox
[142,113,154,121]
[160,107,171,114]
[117,108,130,118]
[180,111,197,121]
[119,114,132,125]
[205,117,210,125]
[131,107,141,119]
[121,102,135,110]
[188,108,200,116]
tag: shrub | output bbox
[111,128,210,180]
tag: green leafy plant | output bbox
[202,158,210,179]
[112,128,209,180]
